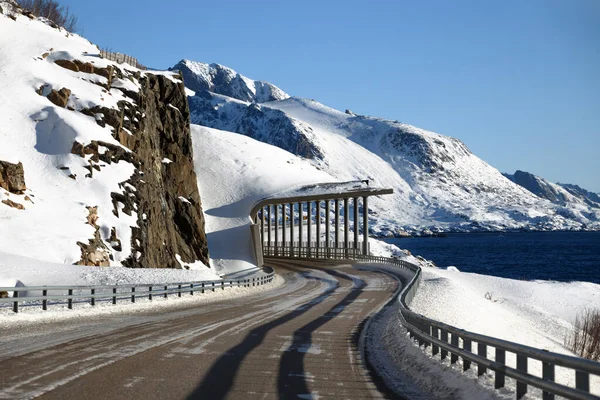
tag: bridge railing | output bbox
[0,273,275,313]
[264,247,600,400]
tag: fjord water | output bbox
[383,232,600,284]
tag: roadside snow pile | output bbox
[409,260,600,394]
[0,251,220,288]
[191,125,334,275]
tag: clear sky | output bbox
[60,0,599,192]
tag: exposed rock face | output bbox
[503,170,571,203]
[76,206,110,266]
[47,87,71,108]
[0,160,26,193]
[54,59,79,72]
[189,92,323,160]
[2,199,24,210]
[122,74,209,268]
[73,67,210,268]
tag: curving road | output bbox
[0,262,401,399]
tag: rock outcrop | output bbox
[47,87,71,108]
[76,206,110,266]
[0,160,26,193]
[2,198,24,210]
[69,63,209,268]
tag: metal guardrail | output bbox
[264,248,600,400]
[0,273,275,313]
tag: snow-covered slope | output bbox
[559,183,600,208]
[171,59,289,103]
[0,9,210,271]
[409,264,600,394]
[181,62,599,233]
[190,125,333,275]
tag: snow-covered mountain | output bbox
[179,61,600,234]
[170,60,289,103]
[503,171,600,226]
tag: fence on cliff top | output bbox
[100,49,146,70]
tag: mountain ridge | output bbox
[180,59,600,234]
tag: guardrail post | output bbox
[343,198,349,257]
[307,201,312,257]
[131,287,135,303]
[190,283,194,295]
[353,197,359,250]
[212,282,215,292]
[463,338,471,371]
[68,289,73,309]
[274,204,279,256]
[178,284,182,297]
[164,285,168,298]
[222,281,224,290]
[91,288,95,306]
[477,343,487,376]
[202,283,205,293]
[495,348,505,389]
[113,287,117,304]
[431,326,439,356]
[149,286,153,300]
[516,354,528,399]
[440,329,448,360]
[575,370,589,393]
[450,334,459,364]
[542,362,555,400]
[13,291,18,313]
[42,289,47,310]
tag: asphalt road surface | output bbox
[0,261,401,399]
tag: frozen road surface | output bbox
[0,262,401,399]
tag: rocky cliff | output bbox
[70,67,210,268]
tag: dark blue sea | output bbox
[383,232,600,284]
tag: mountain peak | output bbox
[170,59,289,103]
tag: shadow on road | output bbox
[276,268,365,398]
[187,266,346,400]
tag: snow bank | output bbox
[401,246,600,394]
[0,251,220,288]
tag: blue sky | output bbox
[62,0,599,192]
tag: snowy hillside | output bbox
[0,7,210,271]
[190,125,333,275]
[180,61,599,234]
[171,59,289,103]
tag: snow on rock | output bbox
[191,125,333,275]
[171,60,289,103]
[0,10,210,274]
